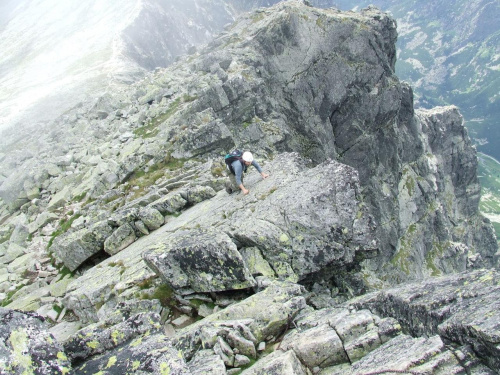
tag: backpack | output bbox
[224,149,243,174]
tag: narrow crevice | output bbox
[330,323,353,366]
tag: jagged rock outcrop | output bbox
[350,268,500,372]
[2,2,495,290]
[5,270,499,374]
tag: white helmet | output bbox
[242,151,254,162]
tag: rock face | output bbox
[334,0,500,161]
[350,268,500,372]
[0,308,71,374]
[0,1,498,375]
[61,152,376,323]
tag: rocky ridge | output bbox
[0,1,498,374]
[333,0,500,160]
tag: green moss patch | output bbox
[47,213,82,250]
[141,284,175,308]
[134,97,182,139]
[124,154,187,200]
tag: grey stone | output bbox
[0,224,14,244]
[143,228,256,293]
[7,252,35,273]
[148,192,188,215]
[214,336,234,366]
[281,324,348,368]
[101,299,163,325]
[51,220,113,271]
[138,206,164,231]
[9,221,29,246]
[328,335,464,375]
[0,308,72,374]
[240,247,276,278]
[188,349,226,375]
[134,220,150,235]
[48,277,73,298]
[64,312,163,363]
[227,330,257,359]
[181,185,217,205]
[240,350,309,375]
[172,315,195,329]
[104,223,137,255]
[28,211,59,234]
[198,303,214,318]
[0,243,25,264]
[47,185,72,211]
[72,332,191,374]
[234,354,251,367]
[6,285,50,311]
[350,268,500,371]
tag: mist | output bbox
[0,0,241,135]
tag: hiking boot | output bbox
[225,181,233,194]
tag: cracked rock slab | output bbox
[350,268,500,372]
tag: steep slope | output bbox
[0,0,344,138]
[0,2,498,374]
[0,0,238,136]
[333,0,500,160]
[0,0,496,292]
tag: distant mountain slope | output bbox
[0,0,238,135]
[478,152,500,242]
[0,0,141,130]
[333,0,500,160]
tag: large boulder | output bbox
[143,228,256,294]
[64,311,163,363]
[71,332,191,374]
[103,223,137,255]
[148,191,188,215]
[229,158,377,283]
[137,206,164,231]
[51,220,113,271]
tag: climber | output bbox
[225,151,269,195]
